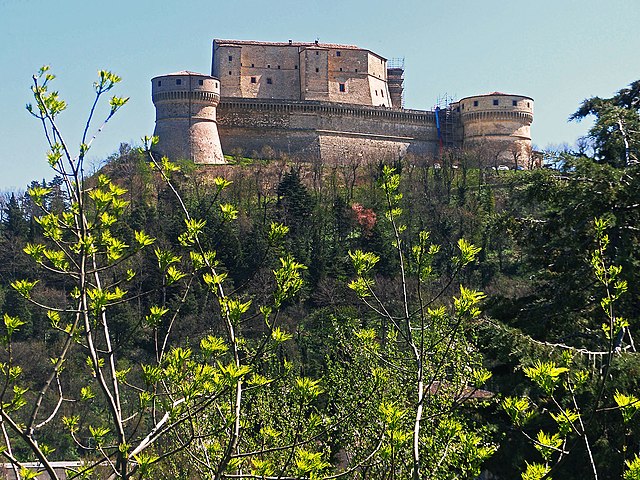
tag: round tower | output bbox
[458,93,534,168]
[151,71,224,164]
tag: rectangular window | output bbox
[176,79,182,85]
[251,63,254,67]
[295,65,298,69]
[493,99,499,106]
[316,51,319,55]
[198,79,204,85]
[251,77,256,83]
[228,55,232,61]
[229,71,232,75]
[266,77,272,84]
[355,68,358,73]
[315,67,319,73]
[512,100,517,106]
[267,64,271,68]
[336,51,341,57]
[473,100,478,107]
[339,83,345,92]
[527,102,531,107]
[277,65,281,69]
[157,80,161,86]
[339,67,342,71]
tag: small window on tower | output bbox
[266,77,272,84]
[339,83,345,92]
[277,65,281,69]
[355,68,358,72]
[339,67,342,71]
[381,91,384,97]
[473,100,478,107]
[336,51,341,57]
[267,65,271,68]
[229,71,232,75]
[493,99,499,106]
[295,65,298,69]
[176,79,182,85]
[157,80,161,86]
[199,79,204,85]
[251,63,255,67]
[251,77,256,83]
[527,102,531,107]
[315,67,319,73]
[315,51,319,56]
[512,100,518,106]
[228,55,233,61]
[375,90,378,96]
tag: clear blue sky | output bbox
[0,0,638,191]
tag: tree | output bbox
[570,80,640,167]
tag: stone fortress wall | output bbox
[153,39,534,167]
[152,71,224,164]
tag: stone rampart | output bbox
[216,98,442,160]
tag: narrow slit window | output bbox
[339,83,345,92]
[176,79,182,85]
[315,67,319,73]
[336,51,341,57]
[158,80,161,86]
[266,77,272,85]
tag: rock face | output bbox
[152,40,535,168]
[151,71,224,165]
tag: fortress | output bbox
[152,39,534,167]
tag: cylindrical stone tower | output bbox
[458,92,534,167]
[152,71,224,164]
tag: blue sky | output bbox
[0,0,638,190]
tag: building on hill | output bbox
[152,39,535,168]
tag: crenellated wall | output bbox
[216,98,442,161]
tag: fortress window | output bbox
[295,65,298,69]
[336,51,341,56]
[228,55,233,61]
[176,79,182,85]
[527,102,531,107]
[381,91,384,97]
[277,65,281,69]
[473,101,478,107]
[229,71,232,75]
[199,79,204,85]
[157,80,161,86]
[355,68,358,72]
[267,77,273,84]
[251,77,256,83]
[251,63,255,67]
[493,99,499,106]
[316,51,319,55]
[267,64,271,68]
[315,67,319,73]
[375,90,378,96]
[339,67,342,71]
[339,83,345,92]
[512,100,518,106]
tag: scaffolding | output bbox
[434,93,456,152]
[387,58,405,109]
